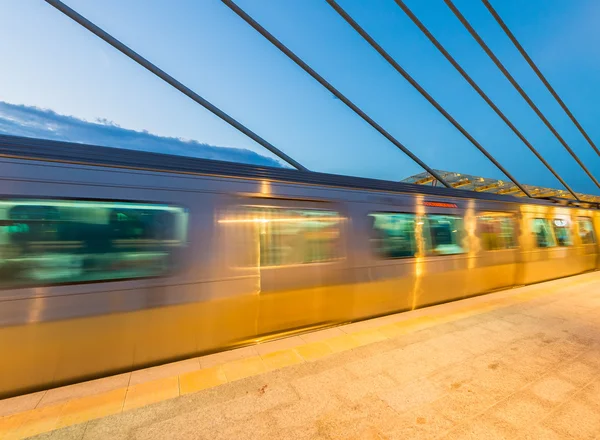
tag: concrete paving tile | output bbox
[349,338,398,359]
[334,373,396,402]
[378,322,409,339]
[544,339,589,362]
[349,328,388,346]
[311,397,399,440]
[55,388,126,429]
[123,376,179,412]
[291,366,354,400]
[276,424,329,440]
[428,361,478,388]
[384,358,434,385]
[579,380,600,409]
[442,414,520,440]
[212,413,279,440]
[530,376,577,403]
[221,355,267,382]
[345,352,392,378]
[386,403,456,440]
[255,336,305,356]
[379,378,444,414]
[80,400,198,440]
[542,399,600,440]
[269,350,354,383]
[9,402,66,439]
[0,412,24,440]
[323,334,359,353]
[555,359,598,387]
[179,366,228,395]
[294,341,333,361]
[428,387,496,425]
[199,345,259,369]
[0,390,46,417]
[260,348,304,372]
[455,327,502,355]
[271,395,344,429]
[576,350,600,370]
[130,413,213,440]
[500,313,544,327]
[518,423,568,440]
[473,370,530,401]
[395,316,440,334]
[129,359,199,386]
[219,383,298,422]
[450,314,489,330]
[500,352,551,382]
[38,374,130,409]
[29,422,89,440]
[298,327,345,343]
[128,402,230,440]
[488,393,553,430]
[477,317,518,334]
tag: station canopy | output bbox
[402,170,600,204]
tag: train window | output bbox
[478,215,517,251]
[0,199,188,289]
[368,213,416,258]
[245,207,342,267]
[532,218,556,248]
[552,218,573,247]
[424,215,465,255]
[577,217,596,245]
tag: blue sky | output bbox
[1,0,600,194]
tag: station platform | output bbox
[2,272,600,439]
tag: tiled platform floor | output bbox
[3,272,600,439]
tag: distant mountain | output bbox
[0,101,285,168]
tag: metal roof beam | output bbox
[444,0,600,190]
[325,0,532,198]
[483,0,600,158]
[393,0,580,201]
[44,0,307,171]
[221,0,453,189]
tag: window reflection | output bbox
[479,215,517,251]
[552,218,572,247]
[245,207,342,267]
[425,215,465,255]
[532,218,556,248]
[577,217,596,245]
[0,199,188,288]
[368,213,416,259]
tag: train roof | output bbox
[0,134,596,210]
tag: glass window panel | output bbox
[479,215,517,251]
[246,207,341,267]
[577,217,596,245]
[0,199,188,289]
[368,213,416,259]
[552,218,573,247]
[532,218,556,248]
[425,215,465,255]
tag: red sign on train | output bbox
[423,201,458,208]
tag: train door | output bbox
[519,206,579,284]
[221,196,350,335]
[415,200,470,307]
[353,201,419,320]
[574,214,597,272]
[468,209,520,294]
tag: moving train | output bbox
[0,135,598,398]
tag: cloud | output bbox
[0,101,287,168]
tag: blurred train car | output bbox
[0,135,597,397]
